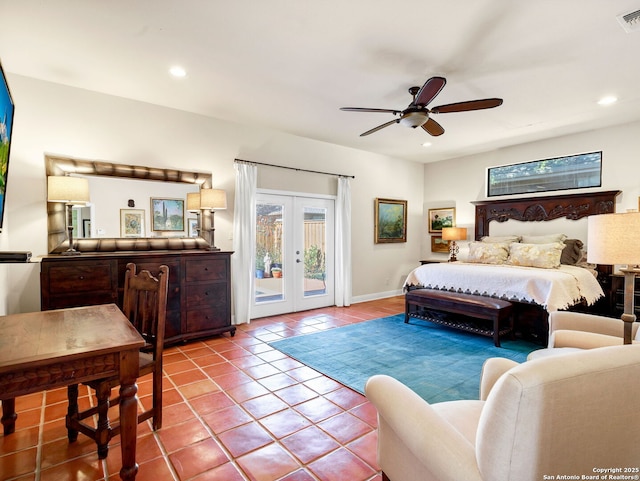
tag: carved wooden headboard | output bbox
[472,190,620,240]
[472,190,621,283]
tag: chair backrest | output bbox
[122,263,169,359]
[476,344,640,481]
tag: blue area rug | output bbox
[269,314,539,403]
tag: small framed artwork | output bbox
[120,209,145,237]
[374,198,407,244]
[188,218,199,237]
[151,198,184,232]
[428,207,455,233]
[431,236,450,253]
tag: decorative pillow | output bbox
[561,239,584,265]
[480,235,521,244]
[467,242,510,264]
[508,242,564,268]
[520,233,567,244]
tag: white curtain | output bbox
[231,162,257,325]
[335,176,352,307]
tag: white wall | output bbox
[422,120,640,260]
[0,74,424,314]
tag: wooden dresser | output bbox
[40,250,234,344]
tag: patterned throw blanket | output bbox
[404,262,603,312]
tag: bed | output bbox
[406,190,620,343]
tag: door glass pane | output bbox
[303,207,326,297]
[255,202,284,303]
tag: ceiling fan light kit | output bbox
[399,110,429,128]
[341,76,503,138]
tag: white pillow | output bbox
[520,233,567,244]
[467,242,509,264]
[508,242,564,268]
[481,235,521,244]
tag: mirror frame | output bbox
[46,154,213,253]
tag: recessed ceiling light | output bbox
[597,96,617,106]
[422,142,432,147]
[169,66,187,78]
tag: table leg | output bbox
[118,349,139,481]
[1,398,17,435]
[66,385,79,442]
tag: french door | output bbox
[252,192,334,318]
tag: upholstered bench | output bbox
[405,289,514,347]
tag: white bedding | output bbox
[404,262,604,312]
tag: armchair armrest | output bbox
[479,358,519,401]
[552,329,626,348]
[365,375,482,481]
[549,311,624,338]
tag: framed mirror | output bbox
[46,154,213,253]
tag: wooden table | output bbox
[0,304,145,481]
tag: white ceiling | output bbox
[1,0,640,163]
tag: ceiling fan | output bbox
[340,76,503,137]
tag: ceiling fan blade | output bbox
[340,107,401,114]
[431,98,503,114]
[360,119,400,137]
[421,118,445,136]
[414,76,446,107]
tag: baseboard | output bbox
[351,289,403,304]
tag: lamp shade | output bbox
[200,188,227,210]
[587,212,640,265]
[186,192,201,211]
[442,227,467,241]
[47,176,90,204]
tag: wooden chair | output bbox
[66,263,169,459]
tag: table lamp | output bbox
[587,212,640,344]
[200,188,227,251]
[47,176,90,256]
[442,227,467,262]
[186,192,201,237]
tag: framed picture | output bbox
[188,217,199,237]
[431,236,450,253]
[151,198,184,232]
[120,209,145,237]
[374,198,407,244]
[428,207,455,233]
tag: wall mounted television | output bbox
[0,60,14,231]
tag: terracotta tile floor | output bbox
[1,296,404,481]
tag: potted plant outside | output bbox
[271,267,282,278]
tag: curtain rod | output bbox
[234,158,355,179]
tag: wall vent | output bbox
[617,8,640,33]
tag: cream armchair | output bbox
[548,310,640,348]
[365,345,640,481]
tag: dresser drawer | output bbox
[46,262,116,295]
[186,307,228,332]
[185,258,228,282]
[41,259,118,311]
[186,282,227,309]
